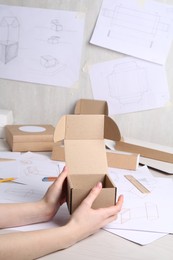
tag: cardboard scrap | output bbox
[116,140,173,164]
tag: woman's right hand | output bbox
[67,182,124,243]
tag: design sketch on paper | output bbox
[22,162,61,177]
[102,4,170,49]
[37,19,67,73]
[2,187,43,202]
[0,16,20,64]
[120,202,159,224]
[107,61,149,105]
[0,5,85,87]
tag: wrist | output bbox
[36,199,57,222]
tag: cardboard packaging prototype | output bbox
[53,114,119,214]
[5,125,54,152]
[52,99,139,170]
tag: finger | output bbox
[82,182,102,208]
[54,166,68,185]
[98,194,124,218]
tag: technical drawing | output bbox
[40,55,66,74]
[120,202,159,224]
[0,16,20,64]
[47,35,61,44]
[40,55,58,68]
[102,4,169,48]
[3,187,43,202]
[51,19,63,32]
[107,61,148,104]
[22,161,61,177]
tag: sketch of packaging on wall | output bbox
[48,19,63,45]
[0,16,20,64]
[107,61,148,104]
[103,5,169,48]
[40,55,65,73]
[51,19,63,32]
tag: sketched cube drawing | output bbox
[0,16,20,64]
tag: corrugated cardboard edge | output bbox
[116,140,173,163]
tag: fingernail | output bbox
[97,182,102,189]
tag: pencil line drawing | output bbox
[0,16,20,64]
[3,187,43,202]
[40,55,65,71]
[107,61,149,105]
[102,4,170,48]
[0,5,85,87]
[22,162,61,177]
[47,35,61,44]
[120,202,159,224]
[51,19,63,32]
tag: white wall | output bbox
[0,0,173,147]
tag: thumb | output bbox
[83,182,102,208]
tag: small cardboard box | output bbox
[5,124,54,152]
[54,115,118,214]
[67,174,115,214]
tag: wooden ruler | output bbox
[0,158,15,162]
[124,175,150,194]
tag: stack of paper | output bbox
[104,166,173,245]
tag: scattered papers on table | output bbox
[105,166,173,239]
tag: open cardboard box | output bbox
[54,114,118,214]
[67,174,115,214]
[52,99,139,170]
[5,124,54,152]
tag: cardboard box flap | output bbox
[54,115,104,141]
[54,115,121,142]
[53,116,66,142]
[74,99,108,115]
[65,140,108,175]
[66,115,105,140]
[104,116,121,141]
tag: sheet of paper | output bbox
[0,151,21,160]
[0,5,85,87]
[90,0,173,64]
[17,152,65,188]
[106,166,173,234]
[105,228,167,246]
[89,57,169,115]
[0,160,20,178]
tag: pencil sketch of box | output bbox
[0,16,20,64]
[40,55,58,68]
[107,61,148,104]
